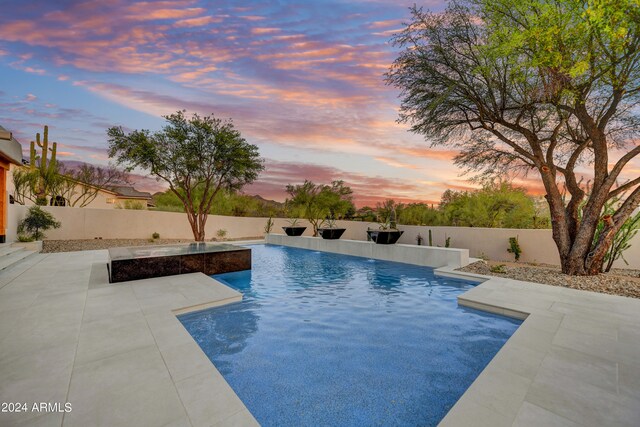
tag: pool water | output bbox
[178,244,521,426]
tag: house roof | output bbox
[109,185,153,200]
[0,125,26,165]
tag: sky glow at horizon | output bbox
[0,0,576,206]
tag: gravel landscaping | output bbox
[42,237,263,253]
[458,261,640,299]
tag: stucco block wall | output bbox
[7,204,279,241]
[266,234,469,268]
[7,204,640,269]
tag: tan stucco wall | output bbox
[6,204,640,269]
[6,164,148,209]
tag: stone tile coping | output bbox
[434,265,640,427]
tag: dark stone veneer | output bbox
[108,243,251,283]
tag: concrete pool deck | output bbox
[0,248,258,427]
[0,242,639,426]
[438,266,640,426]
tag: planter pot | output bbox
[282,226,307,236]
[366,230,404,245]
[317,228,346,240]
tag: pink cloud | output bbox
[251,27,281,35]
[367,19,404,29]
[174,16,221,28]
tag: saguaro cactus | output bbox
[30,125,58,174]
[29,125,58,203]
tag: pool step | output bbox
[0,245,36,271]
[0,245,24,257]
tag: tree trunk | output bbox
[186,211,206,242]
[551,207,608,276]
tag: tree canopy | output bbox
[107,111,263,241]
[439,182,542,228]
[387,0,640,275]
[153,188,285,217]
[285,180,355,235]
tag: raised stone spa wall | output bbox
[7,204,640,269]
[265,234,470,268]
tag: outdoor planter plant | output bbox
[282,218,307,236]
[367,227,404,245]
[317,218,346,240]
[367,211,403,245]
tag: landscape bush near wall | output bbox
[7,204,640,269]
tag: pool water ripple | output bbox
[179,244,521,426]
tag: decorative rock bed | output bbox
[458,260,640,299]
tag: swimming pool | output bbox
[178,244,521,426]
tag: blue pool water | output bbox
[178,244,521,426]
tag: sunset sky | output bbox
[0,0,556,206]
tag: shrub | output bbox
[286,218,300,227]
[507,237,522,261]
[152,232,160,239]
[18,206,61,241]
[124,200,145,210]
[17,234,35,242]
[264,217,274,234]
[490,264,507,274]
[216,229,227,239]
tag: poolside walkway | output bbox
[0,249,257,427]
[439,266,640,427]
[0,247,639,426]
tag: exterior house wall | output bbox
[7,204,640,270]
[6,164,148,209]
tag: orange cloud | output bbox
[174,16,221,28]
[374,157,420,170]
[251,27,281,35]
[395,147,459,161]
[128,7,205,21]
[367,19,404,29]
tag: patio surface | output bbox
[0,249,257,427]
[0,245,639,426]
[438,266,640,427]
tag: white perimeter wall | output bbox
[7,204,640,269]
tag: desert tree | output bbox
[107,111,263,241]
[54,164,130,207]
[11,168,39,205]
[285,180,355,236]
[387,0,640,275]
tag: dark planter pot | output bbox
[318,228,346,240]
[367,230,404,245]
[282,226,307,236]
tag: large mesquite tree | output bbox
[387,0,640,275]
[108,111,263,241]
